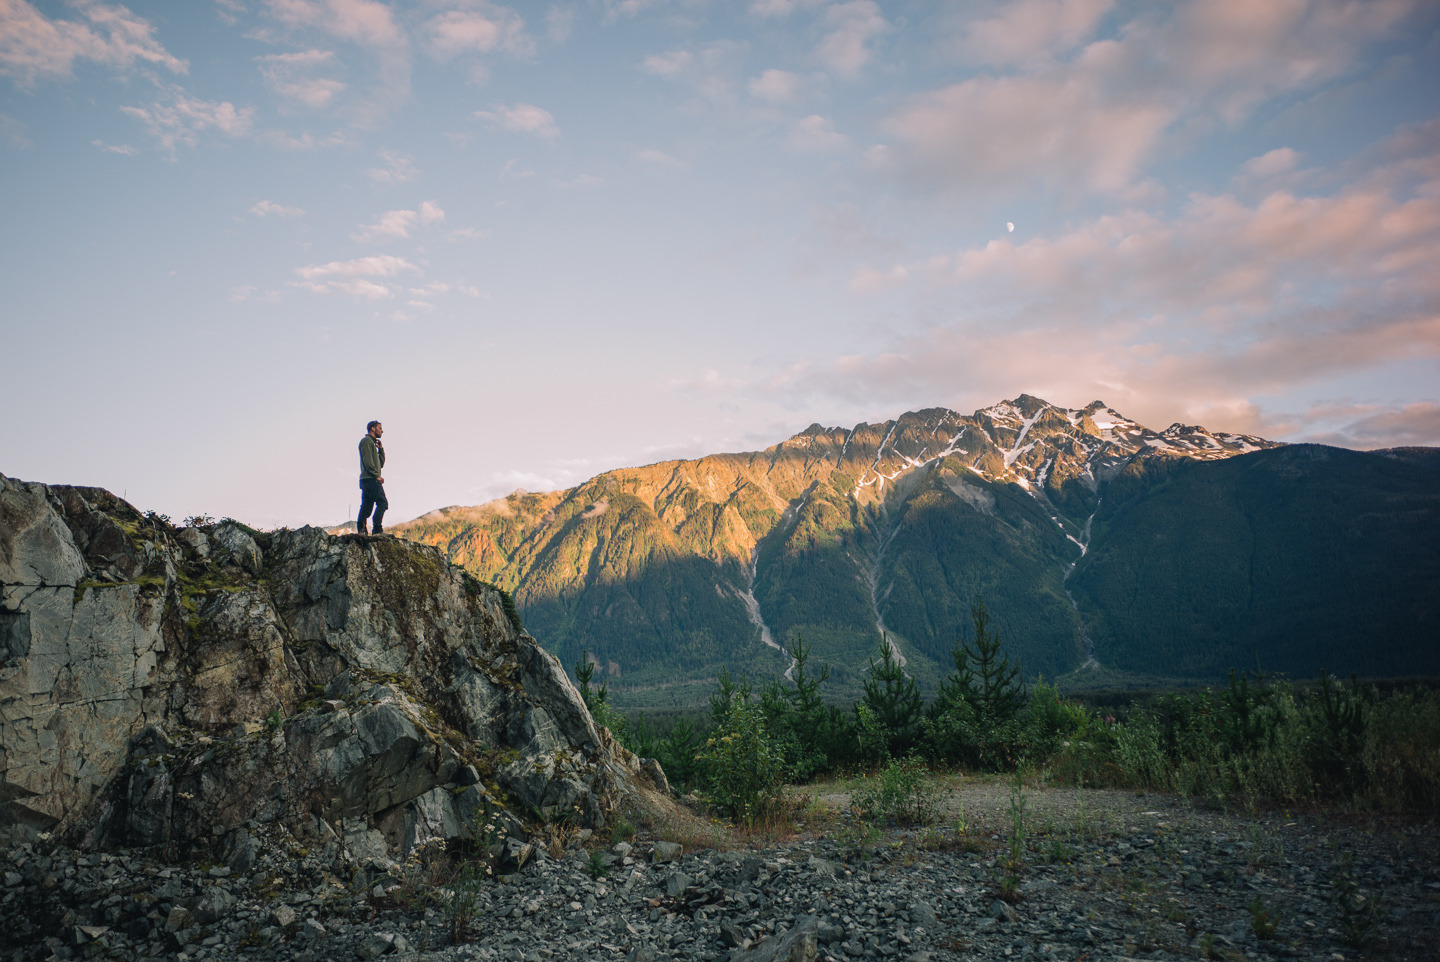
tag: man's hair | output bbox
[366,420,381,432]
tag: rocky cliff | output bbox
[0,474,671,863]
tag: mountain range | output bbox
[394,396,1440,707]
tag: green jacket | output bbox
[359,435,386,481]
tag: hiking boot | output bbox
[372,525,386,536]
[356,521,368,536]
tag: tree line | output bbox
[574,598,1440,825]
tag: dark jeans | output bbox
[359,478,388,530]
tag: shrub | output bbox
[851,755,941,827]
[694,699,785,826]
[1360,688,1440,812]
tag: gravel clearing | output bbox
[4,780,1437,961]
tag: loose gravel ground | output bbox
[4,779,1437,961]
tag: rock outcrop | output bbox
[0,474,671,861]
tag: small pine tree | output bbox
[574,649,607,712]
[939,597,1024,723]
[861,634,923,758]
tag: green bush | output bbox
[1361,688,1440,812]
[694,699,785,825]
[851,755,941,826]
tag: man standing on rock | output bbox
[358,420,388,536]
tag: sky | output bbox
[2,0,1438,529]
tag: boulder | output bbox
[0,474,674,858]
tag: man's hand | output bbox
[377,476,384,484]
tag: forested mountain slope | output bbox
[394,397,1438,706]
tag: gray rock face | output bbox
[0,473,670,857]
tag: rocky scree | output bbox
[2,786,1437,961]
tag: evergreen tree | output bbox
[938,597,1024,723]
[574,649,607,712]
[860,634,923,757]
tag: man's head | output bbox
[367,421,383,438]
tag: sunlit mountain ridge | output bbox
[395,396,1439,707]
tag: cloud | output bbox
[90,138,135,154]
[546,6,574,43]
[880,0,1423,199]
[640,41,749,110]
[120,88,256,154]
[1240,146,1301,181]
[636,148,682,169]
[424,5,531,60]
[251,199,306,217]
[642,49,692,77]
[295,254,418,279]
[1159,0,1415,124]
[257,49,346,109]
[958,0,1113,67]
[786,113,849,151]
[748,67,802,103]
[1293,401,1440,448]
[476,102,559,137]
[262,0,410,123]
[602,0,665,19]
[881,72,1174,196]
[0,0,187,86]
[815,0,887,77]
[353,201,445,241]
[797,135,1440,440]
[365,149,417,184]
[294,253,418,298]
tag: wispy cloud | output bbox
[476,102,559,137]
[295,253,418,279]
[636,148,682,169]
[783,128,1440,443]
[262,0,410,124]
[786,113,848,152]
[1292,401,1440,449]
[957,0,1114,68]
[423,5,531,60]
[365,149,417,184]
[251,199,306,217]
[0,0,187,86]
[257,48,346,110]
[120,88,255,155]
[879,0,1422,199]
[747,67,802,104]
[352,200,445,241]
[91,138,135,155]
[814,0,887,77]
[293,253,419,298]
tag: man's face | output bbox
[371,423,384,439]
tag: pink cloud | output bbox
[476,103,558,137]
[959,0,1113,67]
[882,73,1174,195]
[0,0,186,85]
[797,135,1440,443]
[815,1,888,77]
[424,6,530,60]
[1293,401,1440,448]
[120,90,255,154]
[881,0,1424,199]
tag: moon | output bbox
[1006,222,1015,233]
